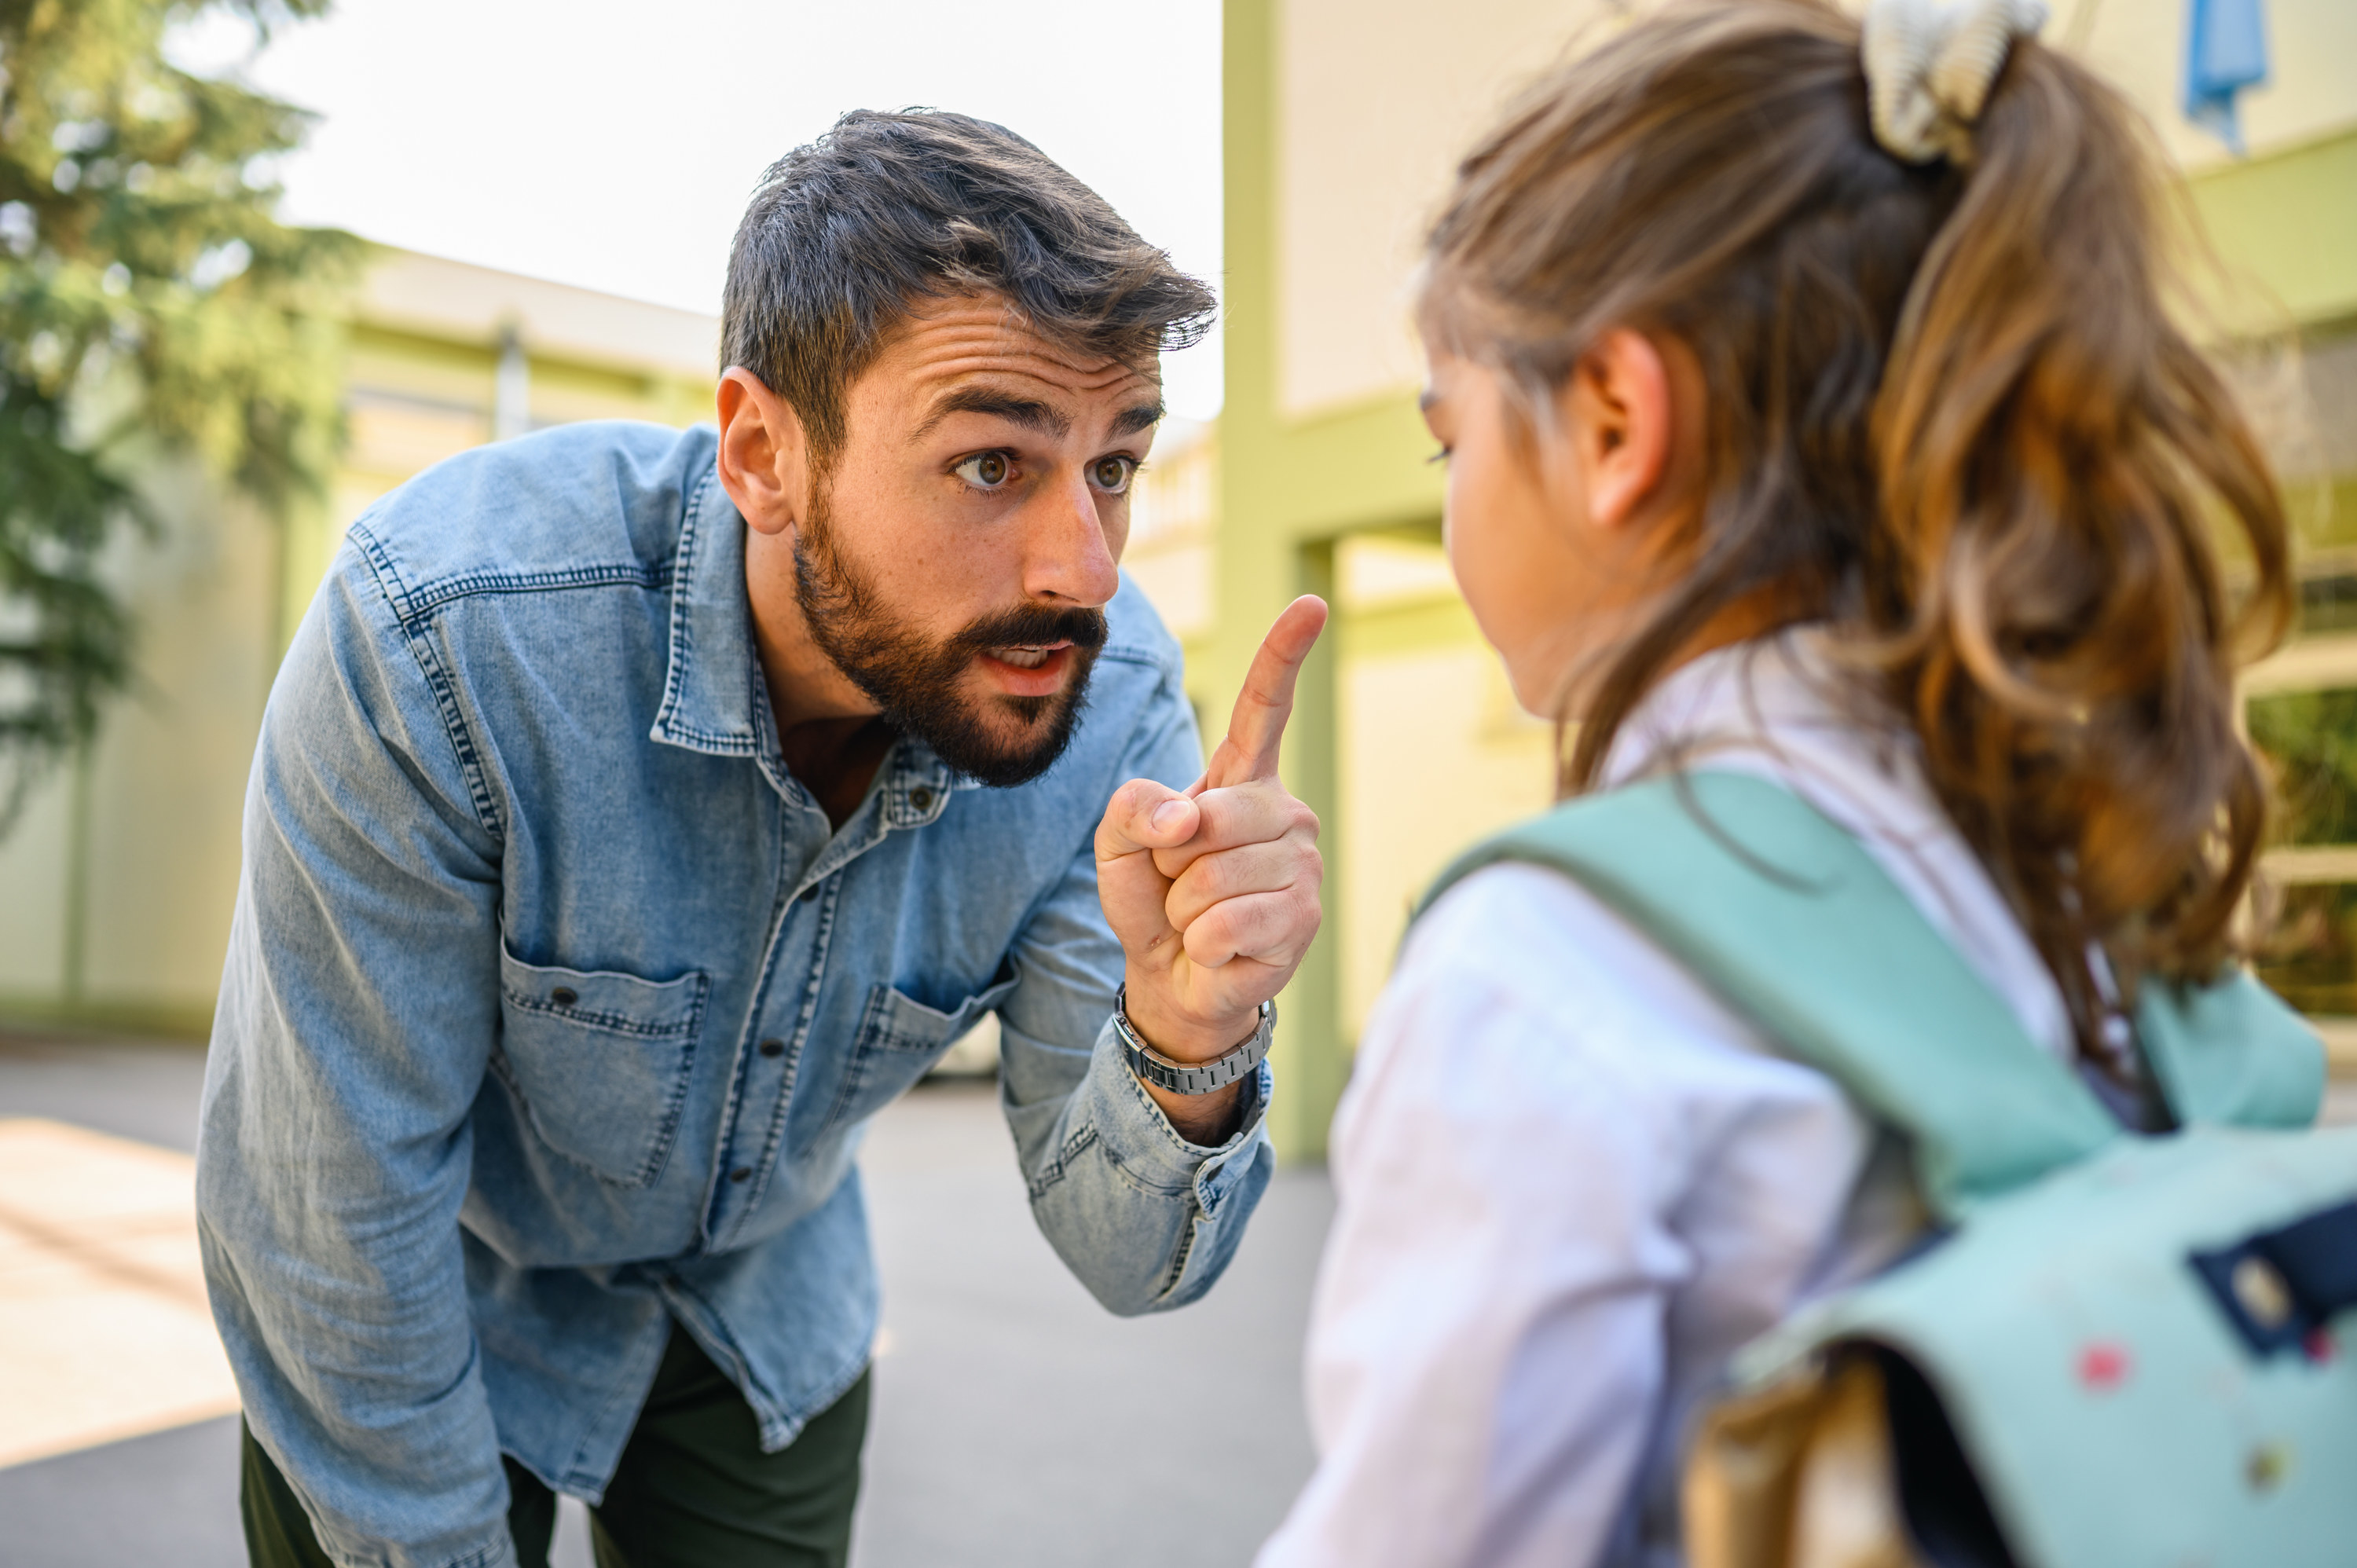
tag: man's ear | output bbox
[716,367,812,538]
[1558,328,1673,531]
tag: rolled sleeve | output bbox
[992,651,1277,1314]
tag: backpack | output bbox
[1414,771,2357,1568]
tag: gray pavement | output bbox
[0,1035,1328,1568]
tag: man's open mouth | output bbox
[990,642,1069,670]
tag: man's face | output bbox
[790,296,1161,787]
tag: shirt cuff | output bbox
[1084,1012,1274,1214]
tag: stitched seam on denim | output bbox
[390,562,674,625]
[654,1275,778,1427]
[486,973,706,1189]
[353,523,507,841]
[819,979,896,1131]
[563,1301,684,1499]
[1098,1137,1196,1200]
[712,840,838,1244]
[772,1337,878,1453]
[1156,1211,1204,1299]
[653,465,720,742]
[632,975,706,1187]
[499,995,698,1038]
[702,815,797,1240]
[1025,1123,1098,1200]
[558,1310,669,1502]
[663,1268,873,1453]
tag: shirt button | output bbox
[758,1038,785,1058]
[910,787,934,812]
[729,1166,752,1183]
[549,987,577,1007]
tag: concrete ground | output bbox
[0,1035,1330,1568]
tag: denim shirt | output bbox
[196,421,1275,1568]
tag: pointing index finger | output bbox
[1208,595,1330,789]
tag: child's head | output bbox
[1417,0,2291,1037]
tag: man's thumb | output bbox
[1094,779,1197,950]
[1096,778,1200,862]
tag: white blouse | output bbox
[1257,632,2073,1568]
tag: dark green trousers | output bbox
[241,1328,870,1568]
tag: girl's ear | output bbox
[1560,328,1674,531]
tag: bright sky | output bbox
[172,0,1227,420]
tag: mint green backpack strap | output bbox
[2135,971,2324,1128]
[1415,771,2119,1219]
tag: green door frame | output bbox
[1214,0,1452,1161]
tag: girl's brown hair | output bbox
[1420,0,2292,1051]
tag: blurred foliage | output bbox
[2250,688,2357,848]
[0,0,356,826]
[2252,882,2357,1017]
[2249,689,2357,1013]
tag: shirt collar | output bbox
[649,464,956,830]
[651,465,764,759]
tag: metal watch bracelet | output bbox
[1112,984,1275,1096]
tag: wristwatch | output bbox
[1113,984,1275,1096]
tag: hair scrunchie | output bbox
[1863,0,2048,164]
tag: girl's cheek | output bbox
[1446,467,1524,658]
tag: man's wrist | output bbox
[1115,984,1272,1097]
[1117,977,1258,1064]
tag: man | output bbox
[198,109,1325,1568]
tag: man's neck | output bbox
[746,528,889,830]
[778,715,897,831]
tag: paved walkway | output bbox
[0,1035,1328,1567]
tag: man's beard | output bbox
[791,496,1108,789]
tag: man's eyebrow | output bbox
[911,387,1070,443]
[1109,401,1164,439]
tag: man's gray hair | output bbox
[723,108,1215,471]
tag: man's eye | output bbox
[1090,456,1135,495]
[955,452,1012,489]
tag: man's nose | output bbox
[1019,470,1121,609]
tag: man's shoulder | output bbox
[1100,570,1185,681]
[342,421,718,622]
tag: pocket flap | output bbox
[862,971,1021,1054]
[499,945,705,1037]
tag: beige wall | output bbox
[1274,0,2357,421]
[0,463,277,1030]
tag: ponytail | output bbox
[1869,38,2289,1035]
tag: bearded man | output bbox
[197,109,1324,1568]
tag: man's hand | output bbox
[1095,596,1329,1141]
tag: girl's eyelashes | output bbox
[1427,446,1453,466]
[951,450,1015,490]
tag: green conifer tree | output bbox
[0,0,354,825]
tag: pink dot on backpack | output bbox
[2304,1329,2336,1365]
[2077,1343,2132,1390]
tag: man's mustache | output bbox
[948,605,1109,658]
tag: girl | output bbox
[1258,1,2292,1563]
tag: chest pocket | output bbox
[493,946,709,1189]
[827,968,1021,1130]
